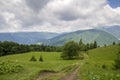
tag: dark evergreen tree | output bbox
[113,41,116,45]
[30,56,37,61]
[93,41,97,48]
[39,55,43,62]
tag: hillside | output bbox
[80,45,120,80]
[101,26,120,40]
[0,32,59,44]
[89,45,119,61]
[45,29,119,46]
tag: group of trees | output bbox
[61,39,98,60]
[0,39,98,58]
[79,39,98,51]
[30,55,43,62]
[0,41,62,56]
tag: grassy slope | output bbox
[0,45,120,80]
[0,52,80,80]
[80,45,120,80]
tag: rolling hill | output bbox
[44,29,119,46]
[80,45,120,80]
[101,26,120,40]
[0,32,59,44]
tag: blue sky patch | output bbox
[108,0,120,8]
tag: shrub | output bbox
[39,55,43,62]
[102,64,107,69]
[30,56,37,61]
[0,61,24,74]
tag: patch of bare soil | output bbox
[60,66,80,80]
[36,70,56,80]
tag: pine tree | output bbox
[113,41,116,45]
[39,55,43,62]
[30,56,37,61]
[93,41,97,48]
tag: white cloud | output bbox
[0,0,120,33]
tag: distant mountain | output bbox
[44,29,119,46]
[0,32,59,44]
[101,26,120,40]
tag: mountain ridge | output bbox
[43,29,119,46]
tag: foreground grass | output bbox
[0,52,80,80]
[79,45,120,80]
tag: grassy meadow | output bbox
[79,45,120,80]
[0,52,81,80]
[0,45,120,80]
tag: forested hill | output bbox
[44,29,119,46]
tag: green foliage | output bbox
[0,41,62,57]
[79,39,87,51]
[61,41,80,60]
[93,41,97,48]
[113,41,116,45]
[114,49,120,70]
[39,55,43,62]
[0,61,23,74]
[102,64,107,69]
[30,56,37,61]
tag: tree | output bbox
[61,41,80,60]
[89,43,94,49]
[39,55,43,62]
[0,47,4,56]
[79,39,87,51]
[30,56,37,61]
[93,41,97,48]
[113,41,116,45]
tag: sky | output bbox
[0,0,120,33]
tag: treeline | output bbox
[0,40,118,57]
[0,41,62,56]
[78,39,98,52]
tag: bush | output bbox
[0,61,24,74]
[102,64,107,69]
[30,56,37,61]
[39,55,43,62]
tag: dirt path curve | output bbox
[36,53,88,80]
[60,66,80,80]
[36,71,55,80]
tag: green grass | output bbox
[0,52,80,80]
[79,45,120,80]
[0,45,120,80]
